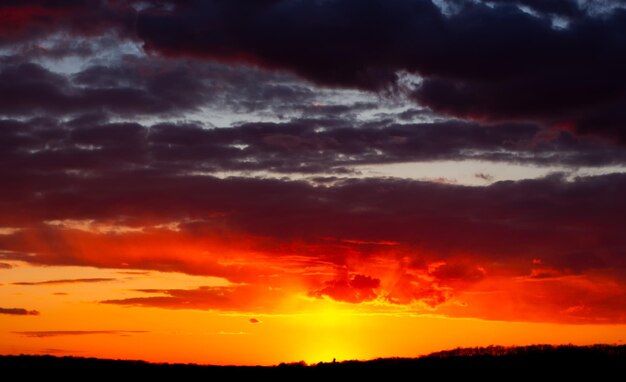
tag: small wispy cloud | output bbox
[13,330,148,338]
[474,172,494,182]
[12,278,116,286]
[0,307,40,316]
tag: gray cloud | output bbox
[0,307,40,316]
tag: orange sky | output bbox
[2,223,625,365]
[2,263,625,365]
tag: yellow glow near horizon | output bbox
[2,264,626,365]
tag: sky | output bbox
[1,0,626,365]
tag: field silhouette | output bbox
[2,345,625,379]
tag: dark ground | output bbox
[2,345,625,379]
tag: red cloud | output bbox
[102,285,288,312]
[0,6,62,30]
[383,271,452,308]
[0,2,126,45]
[310,274,381,303]
[441,274,626,324]
[429,262,486,283]
[1,173,626,323]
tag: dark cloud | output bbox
[1,170,625,279]
[0,262,12,269]
[12,278,116,286]
[1,116,624,189]
[0,1,133,48]
[0,57,342,120]
[2,1,626,139]
[430,262,486,283]
[13,330,148,338]
[474,173,494,182]
[0,307,39,316]
[0,61,213,117]
[135,0,436,90]
[7,34,121,61]
[126,0,626,140]
[249,318,260,324]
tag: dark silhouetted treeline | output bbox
[2,344,625,379]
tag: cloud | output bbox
[310,274,381,303]
[3,173,625,263]
[0,262,12,269]
[0,172,622,322]
[249,318,260,324]
[0,1,132,48]
[429,262,486,283]
[441,274,626,324]
[12,278,116,286]
[12,330,148,338]
[525,267,565,280]
[1,116,624,187]
[0,54,336,121]
[0,61,213,117]
[0,0,625,325]
[128,0,626,141]
[484,0,585,17]
[474,173,494,182]
[1,174,625,282]
[1,1,626,141]
[102,285,287,312]
[0,307,40,316]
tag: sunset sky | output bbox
[2,0,626,365]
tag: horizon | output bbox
[1,0,626,366]
[3,343,625,367]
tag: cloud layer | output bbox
[133,0,626,141]
[0,0,625,325]
[1,172,625,322]
[2,1,626,140]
